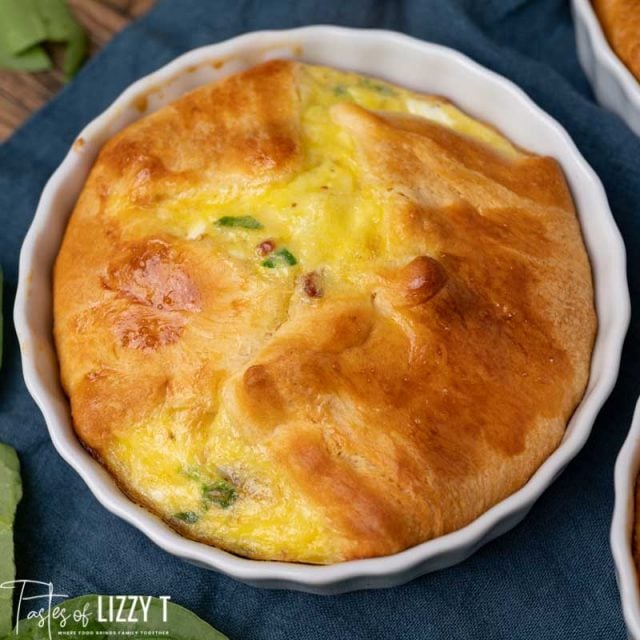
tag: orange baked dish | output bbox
[593,0,640,81]
[53,61,596,563]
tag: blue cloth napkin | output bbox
[1,0,639,638]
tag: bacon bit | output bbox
[256,239,276,256]
[302,271,324,298]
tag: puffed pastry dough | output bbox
[593,0,640,81]
[54,61,596,563]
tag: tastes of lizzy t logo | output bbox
[0,580,171,639]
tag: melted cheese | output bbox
[112,64,520,289]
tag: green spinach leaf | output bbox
[0,0,86,78]
[0,444,22,638]
[216,215,263,229]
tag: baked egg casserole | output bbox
[592,0,640,82]
[54,60,596,563]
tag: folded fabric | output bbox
[0,1,638,638]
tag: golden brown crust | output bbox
[54,60,596,562]
[593,0,640,81]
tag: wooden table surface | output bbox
[0,0,156,142]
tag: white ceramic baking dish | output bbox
[14,26,630,594]
[571,0,640,135]
[612,398,640,638]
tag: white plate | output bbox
[14,26,630,594]
[612,398,640,638]
[571,0,640,135]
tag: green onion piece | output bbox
[334,85,348,97]
[174,511,199,524]
[275,247,297,265]
[216,215,263,229]
[202,479,236,509]
[261,247,297,268]
[360,77,397,96]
